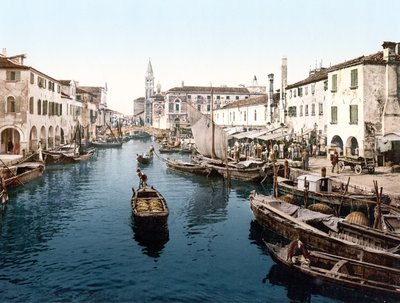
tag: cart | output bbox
[337,156,375,175]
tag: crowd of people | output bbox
[229,138,323,171]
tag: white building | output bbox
[0,52,108,155]
[284,41,400,163]
[0,53,65,154]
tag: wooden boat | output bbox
[265,241,400,300]
[2,162,45,189]
[130,131,151,139]
[131,186,169,230]
[165,157,212,176]
[90,140,122,148]
[187,104,278,182]
[192,154,269,182]
[249,192,400,269]
[0,174,8,205]
[277,175,380,213]
[76,148,96,161]
[136,153,152,164]
[43,146,96,164]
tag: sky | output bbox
[1,0,399,115]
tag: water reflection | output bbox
[185,178,229,231]
[131,218,169,258]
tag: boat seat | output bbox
[331,259,348,273]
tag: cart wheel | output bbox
[354,165,362,175]
[367,166,375,174]
[338,161,345,172]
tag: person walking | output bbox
[301,149,310,170]
[331,151,340,173]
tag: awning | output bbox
[224,127,244,136]
[258,132,288,141]
[231,129,268,140]
[383,132,400,141]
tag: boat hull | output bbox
[266,242,400,300]
[3,162,45,189]
[165,158,211,176]
[250,193,400,269]
[131,186,169,231]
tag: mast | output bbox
[211,86,216,159]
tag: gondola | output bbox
[136,153,152,164]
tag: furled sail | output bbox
[187,104,227,160]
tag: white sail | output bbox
[187,104,227,160]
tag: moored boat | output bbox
[131,186,169,231]
[90,140,122,148]
[192,154,269,182]
[277,175,381,214]
[165,157,212,176]
[250,192,400,269]
[2,162,45,189]
[265,240,400,300]
[43,147,96,164]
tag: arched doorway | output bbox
[40,126,46,150]
[345,136,359,156]
[55,126,61,147]
[1,128,20,154]
[330,135,343,155]
[60,128,65,145]
[29,126,39,152]
[48,126,54,149]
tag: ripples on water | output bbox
[0,140,384,302]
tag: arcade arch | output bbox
[345,136,359,156]
[330,135,343,155]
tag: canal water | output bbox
[0,139,384,303]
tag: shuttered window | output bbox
[331,106,337,124]
[350,69,358,88]
[331,74,337,92]
[37,100,42,115]
[29,97,34,114]
[7,96,16,112]
[350,105,358,124]
[6,71,21,81]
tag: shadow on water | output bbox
[131,217,169,258]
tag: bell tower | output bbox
[145,59,154,100]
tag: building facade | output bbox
[0,52,108,155]
[284,41,400,163]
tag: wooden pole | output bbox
[337,177,351,217]
[303,176,308,208]
[273,160,278,198]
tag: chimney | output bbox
[281,57,287,100]
[268,73,274,101]
[382,41,396,62]
[181,81,184,87]
[1,48,6,56]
